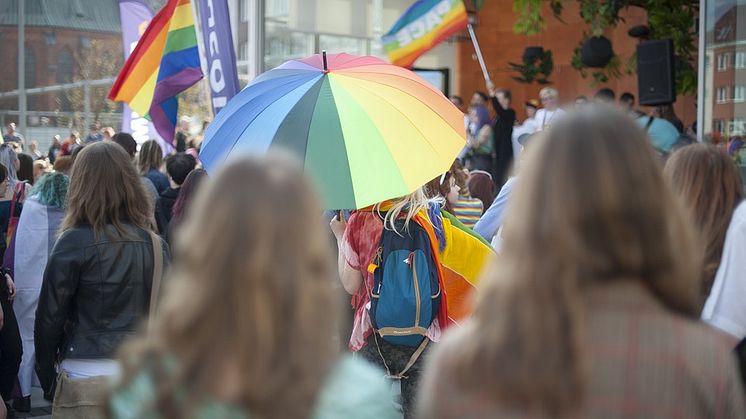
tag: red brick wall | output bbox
[456,1,696,126]
[0,27,121,111]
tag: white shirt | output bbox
[702,201,746,340]
[533,108,565,132]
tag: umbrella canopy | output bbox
[199,52,465,209]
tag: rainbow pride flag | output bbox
[382,0,468,68]
[108,0,203,144]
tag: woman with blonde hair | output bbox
[416,107,745,418]
[109,155,396,419]
[663,144,744,301]
[138,140,169,194]
[331,184,492,418]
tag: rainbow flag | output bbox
[108,0,203,144]
[382,0,468,68]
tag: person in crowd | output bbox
[174,118,190,153]
[574,95,589,108]
[593,87,616,103]
[47,135,61,164]
[0,163,20,417]
[637,110,681,155]
[169,168,207,240]
[654,104,685,133]
[416,107,746,419]
[524,99,538,121]
[424,167,461,213]
[59,132,80,157]
[159,153,196,224]
[449,95,464,110]
[470,91,488,107]
[35,141,169,415]
[83,122,104,144]
[3,172,68,413]
[486,82,516,187]
[448,165,484,229]
[112,133,169,238]
[188,120,210,151]
[331,185,492,418]
[33,160,48,183]
[3,123,24,148]
[664,144,744,301]
[70,143,86,166]
[139,140,170,194]
[17,153,34,185]
[27,141,43,161]
[0,145,30,200]
[511,99,539,159]
[464,105,494,173]
[102,127,115,141]
[533,87,565,132]
[52,156,73,176]
[467,170,496,211]
[108,155,397,419]
[619,92,642,117]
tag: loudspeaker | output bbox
[637,39,676,106]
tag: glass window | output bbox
[736,52,746,69]
[319,34,368,56]
[735,85,745,102]
[24,48,36,88]
[718,53,730,71]
[717,86,729,103]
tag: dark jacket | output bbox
[159,187,180,223]
[34,224,170,393]
[490,96,516,187]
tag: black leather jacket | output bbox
[34,223,170,393]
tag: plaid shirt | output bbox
[418,282,746,419]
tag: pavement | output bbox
[10,388,51,419]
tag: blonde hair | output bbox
[114,154,338,418]
[539,87,558,99]
[448,106,701,416]
[375,187,439,232]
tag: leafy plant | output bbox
[509,49,554,84]
[511,0,699,95]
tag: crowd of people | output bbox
[0,81,741,419]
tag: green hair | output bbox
[30,172,69,209]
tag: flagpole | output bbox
[467,23,491,83]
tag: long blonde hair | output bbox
[138,140,163,175]
[114,154,338,418]
[375,187,438,232]
[449,107,701,416]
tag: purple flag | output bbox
[118,0,170,152]
[197,0,240,115]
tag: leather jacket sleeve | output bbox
[34,231,82,394]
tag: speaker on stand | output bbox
[636,39,676,106]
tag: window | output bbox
[737,52,746,69]
[730,118,745,134]
[735,85,745,102]
[24,48,35,88]
[718,53,730,71]
[239,41,248,61]
[714,119,725,133]
[717,86,729,103]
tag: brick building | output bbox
[456,0,696,125]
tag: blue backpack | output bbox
[369,217,441,347]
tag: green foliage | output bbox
[509,50,554,84]
[511,0,699,95]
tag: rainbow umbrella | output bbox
[199,52,465,209]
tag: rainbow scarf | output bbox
[108,0,203,144]
[382,0,468,68]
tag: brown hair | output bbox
[114,154,338,418]
[467,170,496,210]
[53,156,73,175]
[448,107,701,416]
[62,141,153,238]
[664,143,744,298]
[138,140,163,175]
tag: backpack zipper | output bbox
[410,252,421,328]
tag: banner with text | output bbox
[197,0,240,115]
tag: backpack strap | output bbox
[644,116,655,132]
[372,331,429,380]
[148,231,163,334]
